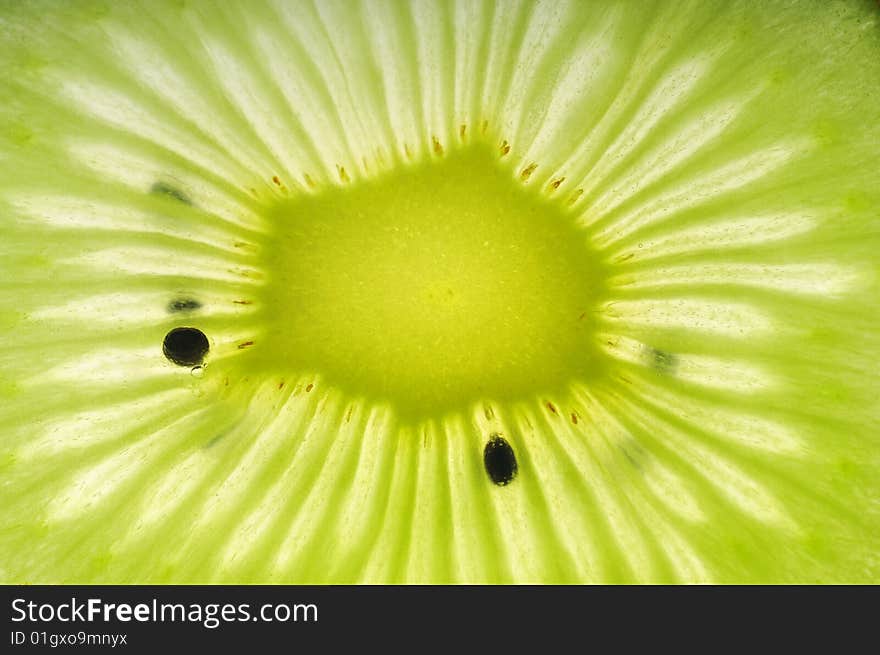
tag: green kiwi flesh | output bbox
[0,0,879,584]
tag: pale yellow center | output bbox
[250,144,607,418]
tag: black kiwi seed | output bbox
[150,181,192,205]
[163,327,209,367]
[167,298,202,313]
[483,435,518,486]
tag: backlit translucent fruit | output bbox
[1,0,878,584]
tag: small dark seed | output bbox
[483,435,518,486]
[151,181,192,205]
[204,434,225,449]
[167,298,201,313]
[163,327,209,367]
[652,348,677,373]
[621,447,640,469]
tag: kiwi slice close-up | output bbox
[1,0,879,585]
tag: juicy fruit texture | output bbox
[0,0,879,584]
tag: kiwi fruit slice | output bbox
[1,0,878,584]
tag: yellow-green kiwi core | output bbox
[246,142,609,419]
